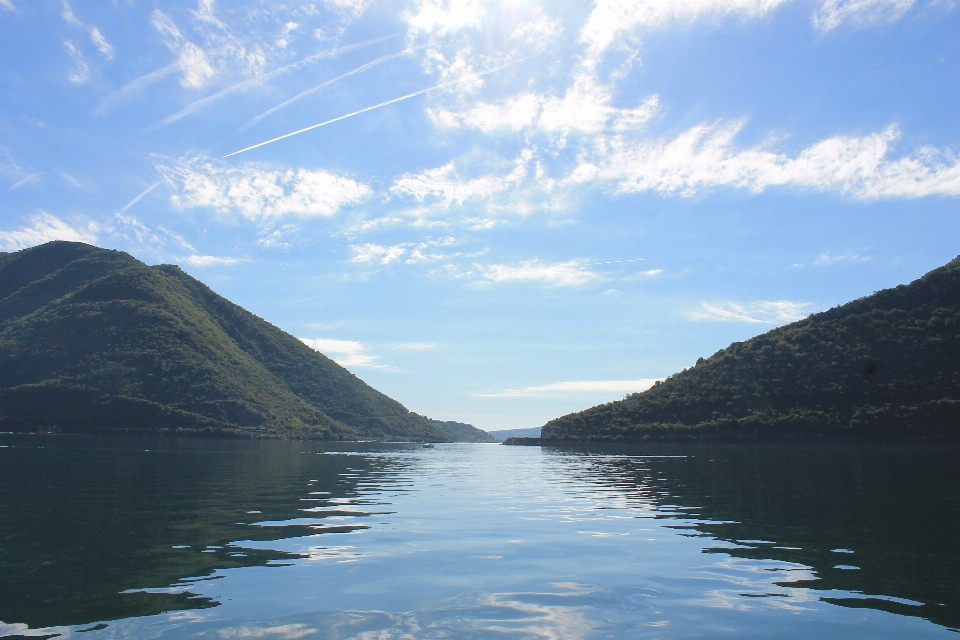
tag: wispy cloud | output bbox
[390,150,533,207]
[404,0,485,38]
[61,0,113,60]
[150,10,214,89]
[429,77,659,137]
[102,214,194,253]
[579,0,790,64]
[159,158,371,220]
[814,0,916,30]
[476,379,661,397]
[181,254,245,267]
[350,242,408,265]
[300,337,388,368]
[814,250,871,265]
[686,300,811,323]
[0,0,16,12]
[392,342,435,351]
[64,41,89,84]
[570,123,960,199]
[0,212,97,251]
[349,237,468,266]
[479,260,599,287]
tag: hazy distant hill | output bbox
[426,418,497,442]
[490,427,541,441]
[541,257,960,444]
[0,241,447,442]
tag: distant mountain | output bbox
[541,257,960,444]
[0,242,447,442]
[426,418,497,443]
[490,427,541,441]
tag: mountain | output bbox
[426,418,497,442]
[0,241,447,442]
[540,257,960,444]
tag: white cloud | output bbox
[324,0,371,16]
[572,123,960,199]
[181,254,244,267]
[404,0,484,38]
[349,237,465,266]
[349,242,408,265]
[0,0,16,11]
[579,0,790,63]
[300,337,385,368]
[62,1,113,60]
[429,78,659,136]
[814,250,871,265]
[64,41,89,84]
[476,379,661,397]
[177,42,216,89]
[813,0,915,30]
[150,10,216,89]
[390,152,532,207]
[392,342,435,351]
[100,214,195,255]
[88,27,113,59]
[161,158,371,220]
[480,260,599,287]
[642,269,663,276]
[686,300,811,323]
[0,212,97,251]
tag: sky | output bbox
[1,0,958,432]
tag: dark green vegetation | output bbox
[425,417,497,442]
[0,242,446,441]
[542,257,960,443]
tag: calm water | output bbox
[1,435,958,639]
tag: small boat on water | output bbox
[422,443,435,448]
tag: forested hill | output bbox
[425,418,497,442]
[542,257,960,444]
[0,241,447,442]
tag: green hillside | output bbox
[426,418,497,442]
[0,241,447,442]
[541,257,960,444]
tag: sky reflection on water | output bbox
[0,436,957,638]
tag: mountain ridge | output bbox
[0,241,447,442]
[538,256,960,444]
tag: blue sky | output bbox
[1,0,958,431]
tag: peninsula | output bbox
[525,256,960,444]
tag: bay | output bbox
[0,435,957,638]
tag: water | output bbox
[0,435,957,639]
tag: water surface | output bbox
[0,435,957,638]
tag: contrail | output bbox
[223,56,531,158]
[147,34,399,131]
[238,47,419,133]
[95,61,179,116]
[7,172,43,191]
[119,180,162,213]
